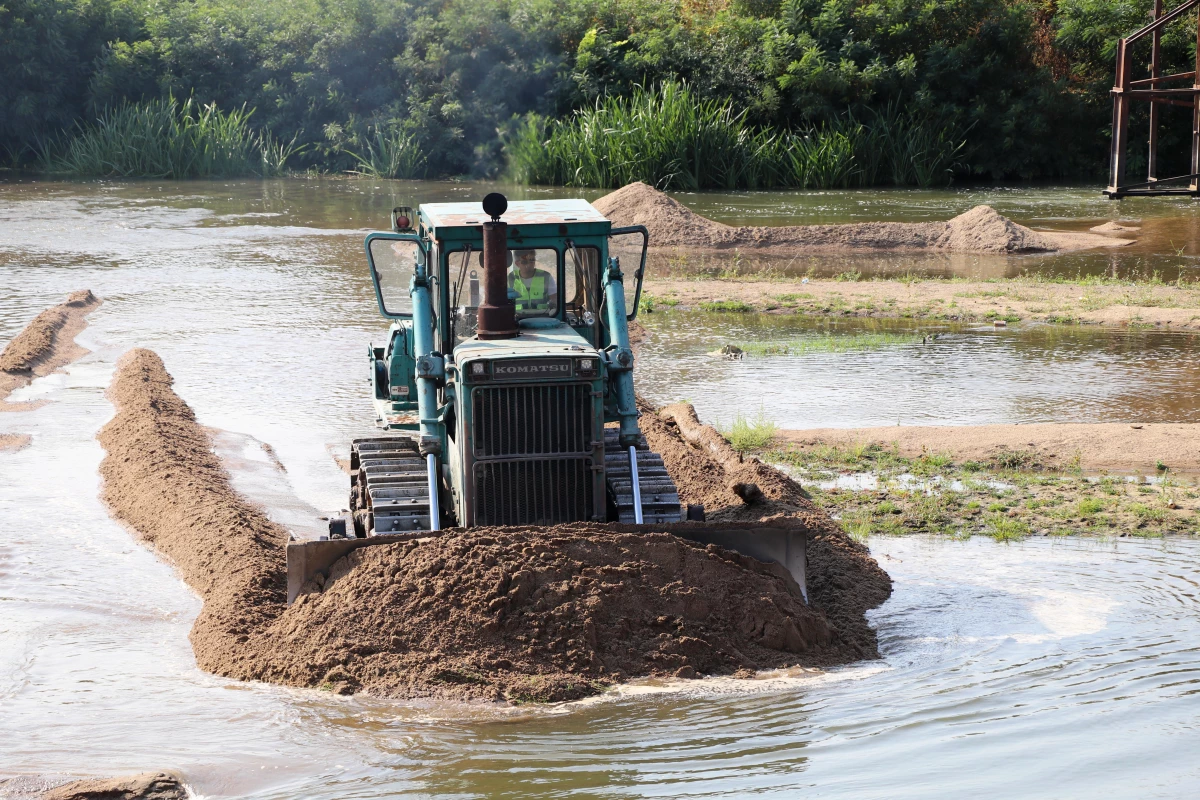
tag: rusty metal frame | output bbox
[1105,0,1200,198]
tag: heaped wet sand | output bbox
[97,348,888,703]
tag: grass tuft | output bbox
[726,412,778,453]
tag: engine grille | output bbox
[474,458,594,525]
[472,383,592,458]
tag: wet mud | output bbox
[1,290,101,408]
[595,183,1128,254]
[98,348,890,703]
[38,773,188,800]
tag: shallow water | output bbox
[637,312,1200,429]
[3,180,1200,798]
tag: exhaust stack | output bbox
[476,192,517,340]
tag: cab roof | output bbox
[419,199,609,240]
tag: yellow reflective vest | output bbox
[511,272,550,311]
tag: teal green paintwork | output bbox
[361,198,648,526]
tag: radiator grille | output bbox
[474,458,594,525]
[472,383,592,458]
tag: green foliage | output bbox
[2,0,1105,179]
[39,97,296,177]
[506,82,965,190]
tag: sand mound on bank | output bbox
[594,182,1128,254]
[99,348,888,702]
[1,290,101,406]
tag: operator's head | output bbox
[514,249,536,278]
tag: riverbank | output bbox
[642,277,1200,327]
[781,423,1200,474]
[763,423,1200,539]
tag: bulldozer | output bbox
[285,193,807,602]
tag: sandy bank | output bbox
[99,349,890,702]
[1,290,101,407]
[39,773,188,800]
[0,433,31,452]
[595,183,1129,254]
[644,277,1200,327]
[782,422,1200,473]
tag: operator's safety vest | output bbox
[510,272,550,311]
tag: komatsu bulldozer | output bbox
[284,193,807,602]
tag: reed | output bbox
[40,98,297,178]
[348,124,428,179]
[506,82,966,190]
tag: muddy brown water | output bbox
[2,180,1200,797]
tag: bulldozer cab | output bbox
[364,200,648,353]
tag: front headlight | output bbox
[469,360,490,380]
[577,357,598,377]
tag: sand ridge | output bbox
[594,182,1130,254]
[97,348,890,703]
[1,290,101,408]
[782,422,1200,474]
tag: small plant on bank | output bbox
[726,412,778,453]
[700,300,754,313]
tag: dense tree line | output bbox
[0,0,1177,180]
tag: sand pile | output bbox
[40,773,188,800]
[263,524,839,701]
[643,401,892,655]
[594,182,1129,254]
[99,348,889,702]
[1,290,101,405]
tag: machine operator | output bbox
[508,249,557,314]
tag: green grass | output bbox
[986,514,1030,541]
[699,300,755,313]
[726,412,778,453]
[505,81,965,190]
[733,332,923,356]
[40,97,296,178]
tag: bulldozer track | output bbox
[349,436,434,536]
[604,428,682,524]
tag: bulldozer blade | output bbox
[286,530,440,604]
[663,522,808,602]
[286,522,807,605]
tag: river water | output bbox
[2,179,1199,797]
